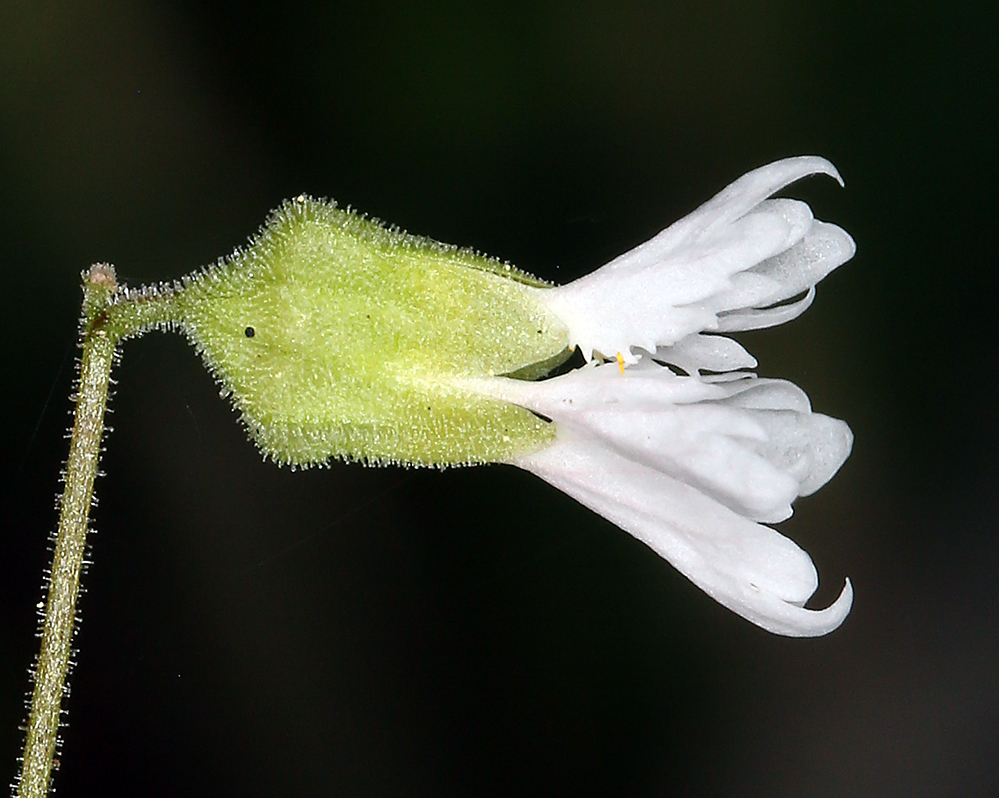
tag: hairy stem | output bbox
[16,325,114,797]
[14,264,180,797]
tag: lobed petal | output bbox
[654,333,757,376]
[749,410,854,497]
[715,288,815,332]
[536,157,851,362]
[513,433,852,637]
[467,362,850,524]
[711,221,856,332]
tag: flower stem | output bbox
[15,264,178,797]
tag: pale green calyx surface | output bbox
[169,197,571,466]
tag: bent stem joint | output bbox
[15,265,174,798]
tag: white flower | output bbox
[463,156,856,637]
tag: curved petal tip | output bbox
[801,155,845,187]
[747,576,853,638]
[741,155,845,196]
[775,155,844,187]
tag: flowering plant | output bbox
[15,156,854,796]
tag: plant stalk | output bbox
[15,264,181,796]
[13,262,174,797]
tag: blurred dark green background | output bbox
[1,1,996,796]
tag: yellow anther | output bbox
[616,352,625,374]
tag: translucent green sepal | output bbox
[167,197,570,467]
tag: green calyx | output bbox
[96,197,571,467]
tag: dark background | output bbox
[1,1,996,796]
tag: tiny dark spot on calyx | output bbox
[244,326,256,338]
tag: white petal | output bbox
[534,157,851,362]
[467,360,733,414]
[710,378,853,495]
[461,360,853,635]
[749,409,854,496]
[715,287,815,332]
[468,366,849,515]
[655,333,757,376]
[593,157,840,267]
[540,210,800,361]
[747,221,856,307]
[718,376,812,413]
[689,156,842,237]
[711,221,856,331]
[514,433,853,637]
